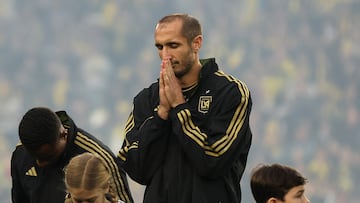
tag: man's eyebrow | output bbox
[155,41,180,46]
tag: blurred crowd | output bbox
[0,0,359,202]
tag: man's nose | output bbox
[160,47,171,59]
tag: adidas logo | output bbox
[25,166,37,177]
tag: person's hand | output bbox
[158,59,171,120]
[162,58,185,108]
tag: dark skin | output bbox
[28,125,68,167]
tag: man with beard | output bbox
[118,13,252,203]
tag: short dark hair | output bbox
[250,164,307,203]
[158,13,202,44]
[18,107,61,151]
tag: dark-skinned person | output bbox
[11,107,133,203]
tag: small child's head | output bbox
[64,152,119,203]
[250,164,310,203]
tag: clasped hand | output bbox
[158,58,185,120]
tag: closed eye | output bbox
[167,42,180,49]
[155,44,163,50]
[155,42,180,50]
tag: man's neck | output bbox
[179,61,202,88]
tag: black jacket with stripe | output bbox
[11,110,133,203]
[118,58,252,203]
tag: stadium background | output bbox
[0,0,359,202]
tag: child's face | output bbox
[281,185,310,203]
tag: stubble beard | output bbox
[174,51,195,79]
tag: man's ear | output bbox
[60,128,68,140]
[192,35,202,52]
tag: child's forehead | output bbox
[285,185,306,196]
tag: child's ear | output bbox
[267,197,278,203]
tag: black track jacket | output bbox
[118,58,252,203]
[11,111,133,203]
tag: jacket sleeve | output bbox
[98,148,133,203]
[117,88,170,185]
[170,80,252,178]
[11,149,29,203]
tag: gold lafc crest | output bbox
[198,96,212,113]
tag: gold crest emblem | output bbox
[198,96,212,113]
